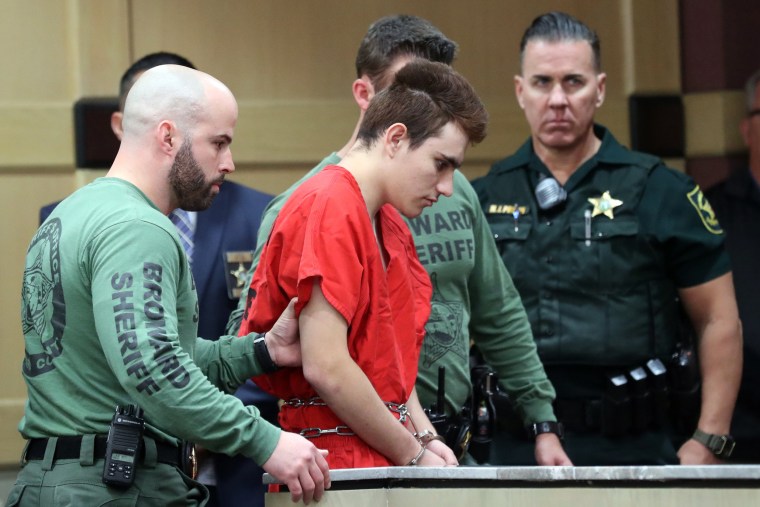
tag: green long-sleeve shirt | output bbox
[20,178,279,465]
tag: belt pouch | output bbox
[601,373,632,437]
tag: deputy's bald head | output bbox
[121,64,235,140]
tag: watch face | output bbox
[531,421,564,440]
[694,429,736,458]
[714,436,736,458]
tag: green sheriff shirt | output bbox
[228,154,557,425]
[20,178,279,465]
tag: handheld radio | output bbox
[102,404,144,488]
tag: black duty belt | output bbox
[554,398,603,432]
[23,435,182,467]
[500,398,604,436]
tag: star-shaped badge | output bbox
[230,263,249,288]
[587,191,623,219]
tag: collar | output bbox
[492,124,638,175]
[492,124,662,194]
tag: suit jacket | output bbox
[706,169,760,460]
[39,201,58,224]
[40,180,273,371]
[192,181,272,341]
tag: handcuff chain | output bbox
[283,397,327,408]
[385,402,409,424]
[285,398,417,434]
[299,426,355,438]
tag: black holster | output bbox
[469,365,497,463]
[669,342,701,434]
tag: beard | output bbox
[169,140,221,211]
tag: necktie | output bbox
[169,209,194,263]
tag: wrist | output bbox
[527,421,564,441]
[414,429,446,446]
[405,443,427,466]
[692,428,735,459]
[253,333,278,374]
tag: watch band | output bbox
[692,428,735,458]
[415,429,446,446]
[253,333,278,374]
[528,421,564,441]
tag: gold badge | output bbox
[588,191,623,219]
[687,185,723,235]
[224,251,254,299]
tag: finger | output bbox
[316,449,331,489]
[288,477,304,504]
[310,461,326,502]
[436,445,457,466]
[299,466,316,505]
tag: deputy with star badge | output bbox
[472,12,741,467]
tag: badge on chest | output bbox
[224,250,254,299]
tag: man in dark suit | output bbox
[706,68,760,463]
[39,52,276,507]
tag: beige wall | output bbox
[0,0,681,464]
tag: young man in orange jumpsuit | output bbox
[239,60,488,469]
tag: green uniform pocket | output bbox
[4,484,26,506]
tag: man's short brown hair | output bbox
[357,59,488,150]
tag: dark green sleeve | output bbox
[193,333,266,393]
[638,165,730,288]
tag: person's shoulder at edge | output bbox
[705,167,752,202]
[643,157,701,195]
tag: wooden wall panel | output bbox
[679,0,760,188]
[124,0,641,168]
[624,0,681,94]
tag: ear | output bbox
[383,123,408,157]
[595,72,607,108]
[110,111,124,141]
[352,76,374,112]
[157,120,177,155]
[740,117,752,147]
[514,75,525,109]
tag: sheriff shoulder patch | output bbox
[686,185,723,235]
